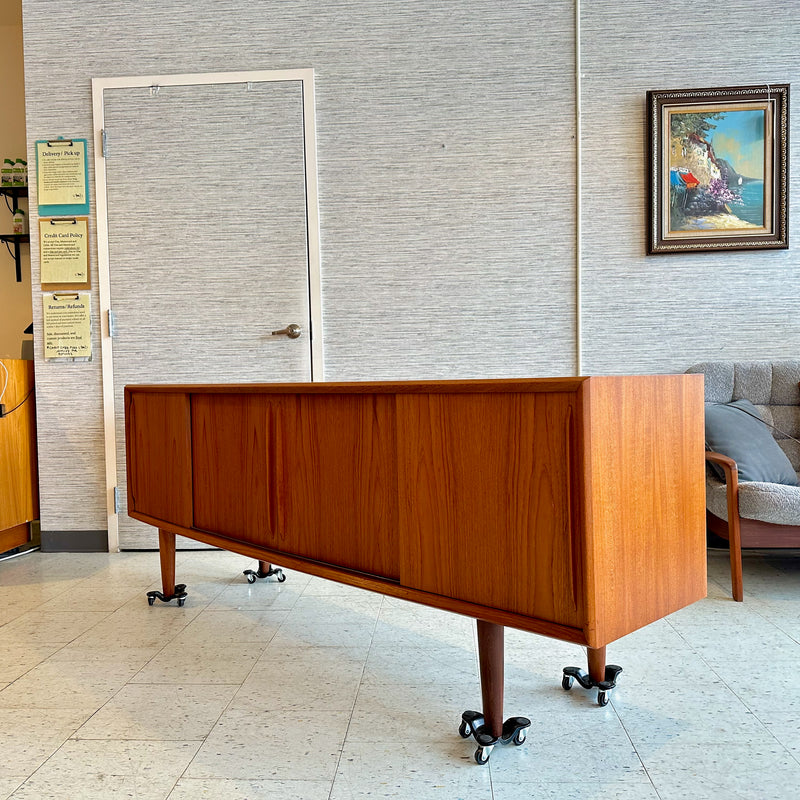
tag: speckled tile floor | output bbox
[0,546,798,799]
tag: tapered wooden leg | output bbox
[460,621,530,763]
[258,560,271,575]
[728,514,744,602]
[477,619,504,739]
[159,528,177,596]
[587,645,606,684]
[722,466,744,602]
[146,529,187,606]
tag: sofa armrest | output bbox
[705,450,739,520]
[705,450,738,486]
[705,450,743,600]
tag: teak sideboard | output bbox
[125,375,707,762]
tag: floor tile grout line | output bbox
[610,698,668,800]
[164,565,301,795]
[327,591,385,800]
[661,594,800,767]
[18,558,238,793]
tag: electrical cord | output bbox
[0,386,34,418]
[0,359,8,404]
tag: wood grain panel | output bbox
[125,390,192,529]
[280,394,399,579]
[397,391,582,627]
[191,392,400,579]
[0,359,38,534]
[191,394,284,547]
[0,523,30,553]
[582,375,706,647]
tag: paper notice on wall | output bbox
[39,218,89,284]
[42,292,92,361]
[36,140,87,207]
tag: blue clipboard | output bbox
[36,138,90,217]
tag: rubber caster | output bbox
[562,674,573,691]
[147,595,155,606]
[474,746,491,765]
[513,729,527,746]
[246,573,257,584]
[458,720,472,739]
[597,690,609,707]
[177,597,186,607]
[277,571,287,583]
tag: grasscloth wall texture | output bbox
[580,1,800,375]
[19,0,800,542]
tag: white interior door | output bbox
[93,70,322,550]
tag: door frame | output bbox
[91,69,323,551]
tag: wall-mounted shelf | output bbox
[1,186,29,282]
[1,186,28,201]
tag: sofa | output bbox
[686,360,800,600]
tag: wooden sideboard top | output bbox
[125,374,701,395]
[126,377,584,394]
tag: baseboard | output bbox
[40,530,108,552]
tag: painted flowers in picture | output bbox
[647,85,788,253]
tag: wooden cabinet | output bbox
[125,375,706,651]
[0,358,38,553]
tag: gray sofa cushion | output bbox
[705,399,799,486]
[707,474,800,524]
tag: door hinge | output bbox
[101,128,108,158]
[113,486,120,514]
[108,309,117,338]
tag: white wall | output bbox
[0,17,32,360]
[580,1,800,374]
[17,0,800,544]
[21,0,577,541]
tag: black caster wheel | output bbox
[562,674,573,691]
[146,585,187,606]
[513,729,527,746]
[597,690,609,707]
[458,720,472,739]
[243,566,286,583]
[474,746,491,765]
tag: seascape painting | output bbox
[647,85,788,253]
[669,107,766,233]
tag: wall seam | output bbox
[575,0,582,376]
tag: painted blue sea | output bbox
[736,180,764,226]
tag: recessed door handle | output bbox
[271,323,302,339]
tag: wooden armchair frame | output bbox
[705,451,800,601]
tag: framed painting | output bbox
[647,84,788,254]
